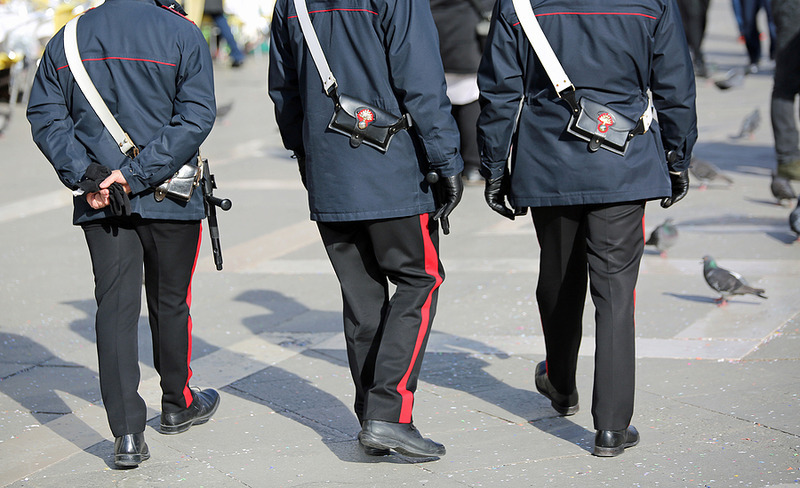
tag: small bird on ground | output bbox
[702,255,767,306]
[714,68,745,90]
[646,218,678,257]
[216,101,235,121]
[790,199,800,240]
[771,174,796,206]
[689,158,734,190]
[731,108,760,139]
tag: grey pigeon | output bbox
[646,218,678,257]
[689,158,734,190]
[731,108,760,139]
[790,199,800,240]
[702,255,767,306]
[771,174,796,206]
[714,68,745,90]
[216,101,234,121]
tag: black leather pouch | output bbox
[567,97,637,156]
[328,94,411,152]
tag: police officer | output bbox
[28,0,220,468]
[269,0,464,458]
[477,0,697,456]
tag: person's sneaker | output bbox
[593,425,640,457]
[160,387,220,434]
[534,361,579,415]
[777,160,800,181]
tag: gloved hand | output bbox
[432,173,464,235]
[660,170,689,208]
[484,176,515,220]
[80,163,131,216]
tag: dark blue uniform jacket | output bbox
[27,0,216,224]
[477,0,698,207]
[269,0,464,222]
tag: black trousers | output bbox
[452,100,481,175]
[770,0,800,165]
[317,214,443,424]
[83,218,202,437]
[676,0,711,62]
[531,202,645,431]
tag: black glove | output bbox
[77,162,111,193]
[432,173,464,235]
[107,182,132,216]
[660,170,689,208]
[78,163,131,216]
[484,176,515,220]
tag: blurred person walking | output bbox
[430,0,495,184]
[770,0,800,201]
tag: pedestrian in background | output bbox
[269,0,463,458]
[676,0,711,77]
[770,0,800,196]
[739,0,776,73]
[430,0,495,184]
[204,0,246,67]
[477,0,697,456]
[27,0,220,468]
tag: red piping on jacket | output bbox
[57,57,176,71]
[513,11,658,26]
[288,8,379,19]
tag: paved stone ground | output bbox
[1,1,798,486]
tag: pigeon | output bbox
[216,101,234,122]
[689,158,734,190]
[770,174,796,206]
[646,218,678,257]
[790,199,800,240]
[714,68,745,90]
[731,108,760,139]
[702,255,767,306]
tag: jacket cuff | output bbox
[480,159,505,181]
[431,153,464,178]
[120,165,148,195]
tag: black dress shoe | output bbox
[360,443,391,456]
[593,425,640,457]
[359,420,446,458]
[534,361,579,416]
[114,432,150,468]
[160,387,220,434]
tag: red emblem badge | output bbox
[596,112,615,133]
[356,108,375,130]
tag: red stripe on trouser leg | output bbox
[396,214,443,423]
[182,222,203,407]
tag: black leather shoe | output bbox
[114,432,150,468]
[534,361,579,416]
[360,443,391,456]
[160,387,220,434]
[359,420,446,458]
[593,425,640,457]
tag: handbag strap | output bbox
[293,0,338,96]
[64,16,138,157]
[511,0,573,97]
[510,0,653,131]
